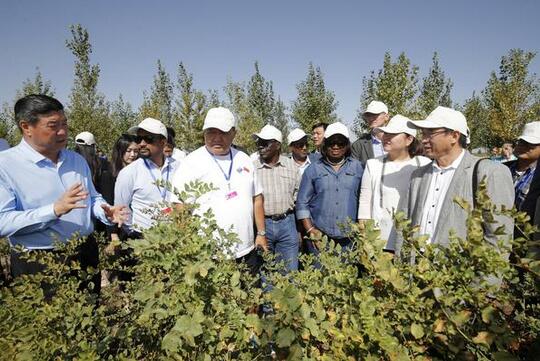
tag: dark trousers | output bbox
[10,235,100,295]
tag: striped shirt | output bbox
[254,155,301,216]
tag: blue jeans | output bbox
[265,213,299,272]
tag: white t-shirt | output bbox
[358,155,430,244]
[171,146,263,258]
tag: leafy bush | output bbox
[0,181,539,360]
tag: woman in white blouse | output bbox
[358,115,430,245]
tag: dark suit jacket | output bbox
[505,160,540,221]
[351,133,374,166]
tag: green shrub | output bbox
[0,180,539,360]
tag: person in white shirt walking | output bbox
[358,115,430,246]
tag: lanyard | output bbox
[379,156,421,208]
[208,149,233,189]
[143,158,171,201]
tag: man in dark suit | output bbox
[351,101,389,165]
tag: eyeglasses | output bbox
[421,129,449,139]
[327,140,348,148]
[136,135,159,144]
[256,139,277,148]
[290,140,308,148]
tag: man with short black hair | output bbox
[351,100,390,165]
[387,106,514,255]
[0,94,126,277]
[254,125,301,272]
[311,122,328,154]
[115,118,179,238]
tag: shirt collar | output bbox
[256,155,285,169]
[432,149,465,171]
[144,156,175,170]
[19,138,65,164]
[371,135,382,144]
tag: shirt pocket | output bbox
[342,171,362,194]
[313,173,330,193]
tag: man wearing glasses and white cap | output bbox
[171,107,267,271]
[253,124,301,272]
[115,117,179,238]
[351,100,390,165]
[387,106,514,256]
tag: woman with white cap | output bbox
[357,115,430,247]
[296,122,364,254]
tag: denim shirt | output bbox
[296,157,364,239]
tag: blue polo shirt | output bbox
[0,139,110,249]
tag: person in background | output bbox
[0,94,126,282]
[311,122,328,156]
[505,122,540,230]
[288,128,311,176]
[111,134,140,180]
[501,142,517,163]
[74,132,115,233]
[296,122,364,254]
[253,124,301,272]
[164,127,187,161]
[358,115,430,247]
[351,100,390,165]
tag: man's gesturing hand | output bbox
[53,182,88,217]
[101,204,129,227]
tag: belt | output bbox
[265,209,294,221]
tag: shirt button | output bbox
[440,172,443,175]
[435,188,439,191]
[428,221,432,224]
[432,204,435,207]
[336,202,339,205]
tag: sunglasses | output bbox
[135,135,160,144]
[256,139,277,148]
[290,140,308,148]
[327,140,348,148]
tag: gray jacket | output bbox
[351,133,374,166]
[388,151,514,255]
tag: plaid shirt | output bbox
[254,155,301,216]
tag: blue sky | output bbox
[1,0,539,126]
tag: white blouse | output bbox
[358,155,431,244]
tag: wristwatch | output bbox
[256,230,266,236]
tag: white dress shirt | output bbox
[420,150,465,243]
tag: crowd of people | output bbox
[0,94,539,286]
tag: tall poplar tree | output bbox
[139,60,174,127]
[175,62,207,151]
[66,24,112,151]
[417,52,453,117]
[291,63,338,132]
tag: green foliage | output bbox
[417,52,453,117]
[139,59,174,127]
[483,49,540,144]
[291,63,339,131]
[462,92,491,149]
[1,181,539,359]
[0,69,55,145]
[175,62,207,152]
[66,24,114,152]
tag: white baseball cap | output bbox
[324,122,350,139]
[519,121,540,145]
[75,131,96,146]
[132,118,168,138]
[287,128,308,145]
[409,106,469,139]
[203,107,236,132]
[364,100,388,115]
[253,124,282,143]
[376,115,417,138]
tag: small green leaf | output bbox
[410,323,424,339]
[276,327,296,348]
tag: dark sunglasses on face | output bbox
[515,139,538,148]
[291,140,308,148]
[327,140,348,148]
[136,135,159,144]
[256,139,277,148]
